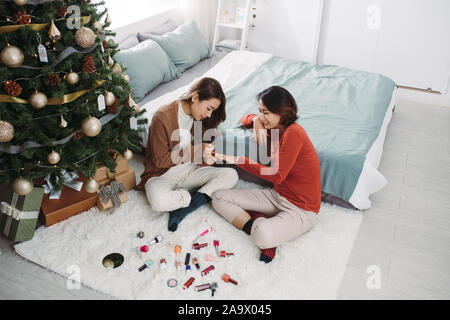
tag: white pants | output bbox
[145,164,239,212]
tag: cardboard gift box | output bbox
[40,175,97,227]
[94,154,129,185]
[97,182,129,211]
[0,184,44,243]
[97,167,136,191]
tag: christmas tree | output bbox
[0,0,146,196]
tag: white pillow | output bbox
[118,35,140,50]
[137,19,178,42]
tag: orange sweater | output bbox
[238,114,321,213]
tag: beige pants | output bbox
[145,164,238,212]
[212,188,317,249]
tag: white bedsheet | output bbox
[139,50,396,210]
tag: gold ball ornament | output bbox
[81,116,102,137]
[112,63,122,75]
[13,177,33,196]
[1,45,24,68]
[65,72,79,85]
[0,119,14,143]
[123,148,133,160]
[14,0,28,6]
[85,178,99,193]
[92,21,103,33]
[104,91,115,106]
[75,27,96,48]
[29,91,47,109]
[47,150,61,165]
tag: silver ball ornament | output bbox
[75,27,96,48]
[30,91,48,109]
[1,45,24,68]
[65,72,79,85]
[13,177,33,196]
[0,120,14,143]
[123,148,133,160]
[104,91,115,106]
[85,178,99,193]
[81,116,102,137]
[47,150,61,165]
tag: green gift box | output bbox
[0,185,44,243]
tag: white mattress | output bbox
[139,50,396,210]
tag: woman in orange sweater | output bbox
[212,86,321,263]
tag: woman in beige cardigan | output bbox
[135,77,238,231]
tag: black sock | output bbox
[242,219,254,235]
[168,190,211,232]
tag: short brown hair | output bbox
[180,77,226,131]
[257,86,299,127]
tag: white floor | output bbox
[1,97,449,300]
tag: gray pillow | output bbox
[137,19,178,42]
[115,39,181,101]
[118,35,140,50]
[146,20,211,73]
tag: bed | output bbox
[137,50,397,210]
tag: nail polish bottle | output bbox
[160,258,167,270]
[138,259,153,272]
[193,257,200,270]
[201,265,215,276]
[182,277,195,290]
[195,283,211,292]
[149,235,163,245]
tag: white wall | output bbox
[246,0,323,63]
[317,0,450,98]
[113,8,184,43]
[317,0,383,72]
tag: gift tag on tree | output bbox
[129,117,137,130]
[97,94,106,111]
[37,44,48,63]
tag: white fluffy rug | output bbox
[14,180,362,300]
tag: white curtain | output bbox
[180,0,219,48]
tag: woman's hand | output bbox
[215,153,239,164]
[253,115,267,145]
[203,143,217,165]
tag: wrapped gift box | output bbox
[40,175,97,227]
[0,184,44,243]
[97,185,129,211]
[97,167,136,191]
[94,154,129,185]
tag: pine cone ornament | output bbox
[102,39,108,49]
[82,55,96,74]
[13,11,31,24]
[73,131,84,141]
[43,73,62,87]
[57,6,68,18]
[107,98,120,114]
[4,80,22,96]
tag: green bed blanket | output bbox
[214,55,396,202]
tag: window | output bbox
[97,0,180,29]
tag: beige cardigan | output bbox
[135,100,209,191]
